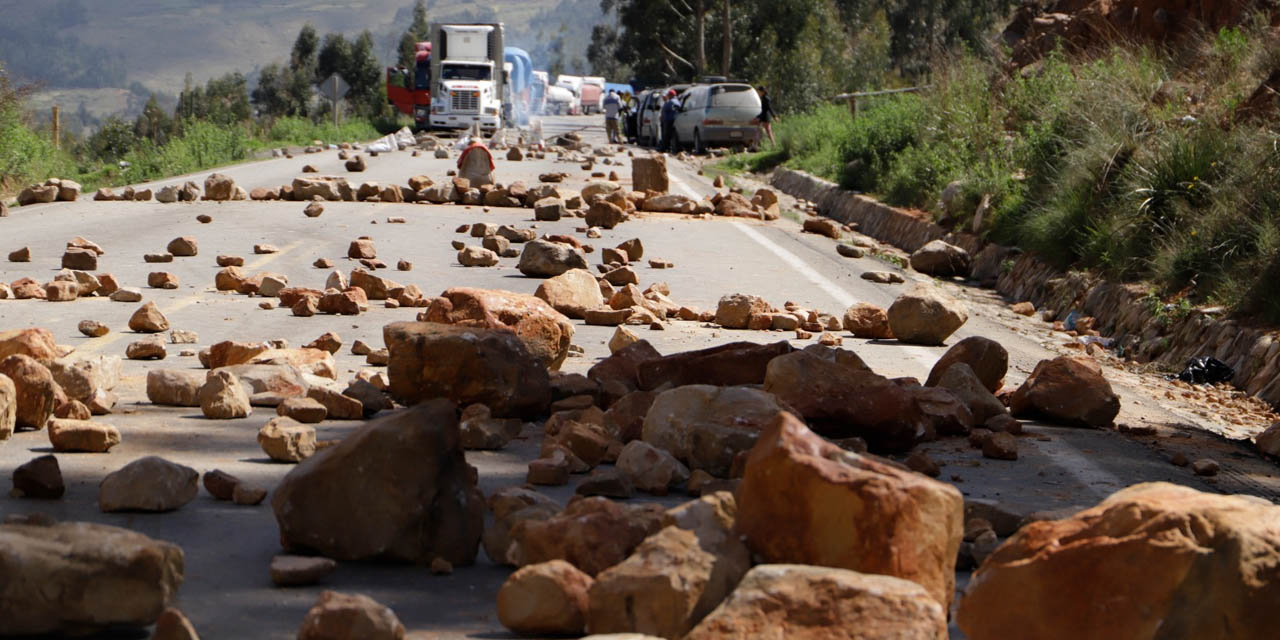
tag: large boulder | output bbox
[199,369,252,419]
[510,496,666,576]
[764,350,929,452]
[734,413,964,609]
[203,173,236,201]
[587,526,717,638]
[0,327,60,361]
[0,354,57,430]
[842,303,894,340]
[714,294,773,329]
[887,284,968,346]
[632,155,669,193]
[384,322,551,419]
[297,591,404,640]
[424,288,575,370]
[271,400,485,564]
[1009,356,1120,428]
[616,440,690,495]
[635,341,792,390]
[957,482,1280,640]
[534,269,605,319]
[497,560,594,636]
[909,239,971,277]
[99,456,199,512]
[0,521,184,636]
[685,565,947,640]
[292,176,352,201]
[641,385,790,477]
[517,239,589,278]
[146,370,207,407]
[586,200,626,229]
[48,355,122,407]
[642,194,697,214]
[935,363,1007,423]
[924,335,1008,392]
[662,492,752,618]
[588,341,662,399]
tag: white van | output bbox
[671,83,762,153]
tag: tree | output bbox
[288,24,320,116]
[343,30,385,118]
[133,95,173,145]
[721,0,732,77]
[251,63,296,117]
[397,0,431,69]
[318,33,352,84]
[696,0,707,77]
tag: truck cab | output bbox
[430,24,505,134]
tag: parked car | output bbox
[671,83,762,153]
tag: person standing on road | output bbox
[603,90,622,144]
[661,89,681,153]
[754,86,777,146]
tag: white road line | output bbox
[667,168,702,199]
[731,221,856,308]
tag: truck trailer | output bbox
[429,23,505,134]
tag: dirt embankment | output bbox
[1003,0,1280,66]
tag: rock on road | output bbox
[1,114,1277,638]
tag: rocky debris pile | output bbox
[17,178,80,205]
[0,521,185,635]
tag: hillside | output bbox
[0,0,603,126]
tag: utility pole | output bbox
[51,106,60,150]
[695,0,706,80]
[332,75,340,128]
[721,0,731,77]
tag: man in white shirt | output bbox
[603,90,622,144]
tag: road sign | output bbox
[317,74,349,127]
[317,74,349,102]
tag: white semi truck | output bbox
[429,23,505,133]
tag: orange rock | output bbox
[734,412,963,608]
[0,328,60,361]
[509,496,666,576]
[958,482,1280,640]
[425,288,574,370]
[1009,355,1119,427]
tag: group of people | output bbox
[600,85,778,150]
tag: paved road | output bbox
[1,114,1277,638]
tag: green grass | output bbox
[747,24,1280,323]
[260,116,383,148]
[2,112,388,196]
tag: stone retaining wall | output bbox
[770,168,1280,407]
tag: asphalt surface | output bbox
[1,114,1277,638]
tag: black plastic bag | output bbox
[1173,357,1235,385]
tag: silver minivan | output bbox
[672,83,762,153]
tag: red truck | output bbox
[386,42,432,130]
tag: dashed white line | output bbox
[667,167,702,199]
[731,221,856,308]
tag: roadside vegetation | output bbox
[0,2,434,196]
[718,21,1280,323]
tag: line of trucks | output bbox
[386,22,624,133]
